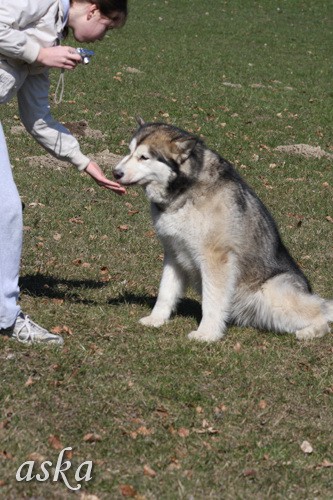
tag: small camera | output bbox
[76,47,95,65]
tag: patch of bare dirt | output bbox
[10,120,106,140]
[27,149,122,171]
[10,125,26,135]
[62,120,106,139]
[275,144,333,160]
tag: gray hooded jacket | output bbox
[0,0,90,170]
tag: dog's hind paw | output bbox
[139,315,167,328]
[295,323,330,340]
[188,330,223,343]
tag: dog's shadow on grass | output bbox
[108,292,202,323]
[20,274,202,322]
[19,273,107,305]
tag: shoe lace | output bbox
[15,315,34,342]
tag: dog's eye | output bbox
[139,155,149,161]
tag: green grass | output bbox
[1,0,333,498]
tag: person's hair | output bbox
[95,0,128,18]
[70,0,128,18]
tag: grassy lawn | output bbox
[1,0,332,498]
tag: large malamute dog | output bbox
[114,121,333,342]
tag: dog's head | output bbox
[114,120,203,203]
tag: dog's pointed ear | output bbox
[136,116,145,127]
[172,135,198,163]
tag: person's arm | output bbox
[17,71,90,170]
[0,2,45,63]
[17,71,125,194]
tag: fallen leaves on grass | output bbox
[28,452,46,462]
[0,419,11,430]
[258,400,268,410]
[243,469,257,478]
[137,426,154,437]
[51,325,73,336]
[48,434,63,450]
[69,216,84,224]
[125,424,155,440]
[143,464,157,478]
[80,494,100,500]
[83,433,102,443]
[119,484,137,497]
[24,375,36,387]
[1,450,13,460]
[154,405,170,418]
[316,460,333,468]
[177,427,190,438]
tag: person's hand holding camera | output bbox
[37,46,82,70]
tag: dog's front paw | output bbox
[188,330,223,343]
[139,315,167,328]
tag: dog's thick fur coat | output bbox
[114,122,333,342]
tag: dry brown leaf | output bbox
[258,400,267,410]
[69,217,84,224]
[28,452,46,462]
[80,494,100,500]
[215,403,227,413]
[234,342,242,352]
[0,480,6,487]
[154,405,169,418]
[317,459,333,468]
[119,484,137,497]
[117,224,129,231]
[326,215,333,223]
[51,298,64,305]
[0,419,10,430]
[243,469,257,478]
[143,464,157,478]
[48,435,63,450]
[178,427,190,438]
[24,376,35,387]
[167,460,181,471]
[83,433,102,443]
[51,325,73,336]
[137,426,153,436]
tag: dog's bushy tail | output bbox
[323,299,333,322]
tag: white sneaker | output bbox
[2,313,64,345]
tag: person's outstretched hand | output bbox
[85,161,126,195]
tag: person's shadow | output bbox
[19,273,106,305]
[19,274,202,322]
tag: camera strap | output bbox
[54,69,65,104]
